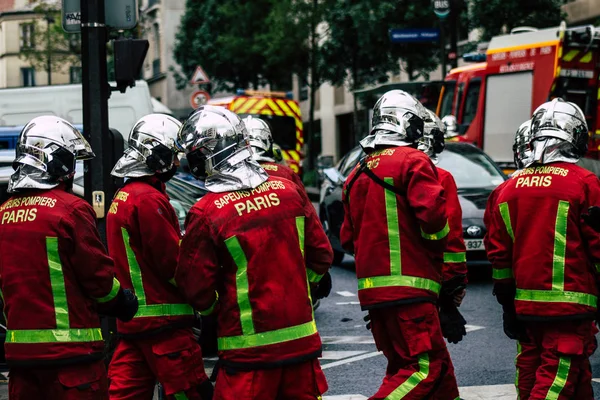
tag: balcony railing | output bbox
[153,59,162,77]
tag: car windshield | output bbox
[438,145,505,190]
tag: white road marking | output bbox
[323,396,368,400]
[336,301,361,305]
[465,324,485,333]
[321,351,382,370]
[593,378,600,383]
[322,385,517,400]
[336,291,356,297]
[322,336,375,344]
[321,351,367,360]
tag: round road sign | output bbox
[433,0,450,18]
[190,90,211,109]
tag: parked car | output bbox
[319,142,508,269]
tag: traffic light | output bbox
[113,38,149,93]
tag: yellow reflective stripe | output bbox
[385,353,430,399]
[552,201,569,292]
[493,268,514,280]
[307,269,324,283]
[580,51,593,63]
[224,236,255,336]
[135,303,194,318]
[515,341,522,399]
[384,177,401,275]
[199,292,219,316]
[443,252,466,263]
[47,237,69,329]
[296,216,305,258]
[122,228,147,305]
[546,356,571,400]
[498,202,514,242]
[6,328,103,344]
[562,49,579,62]
[94,278,121,303]
[515,289,597,307]
[358,275,441,295]
[420,221,450,240]
[173,393,189,400]
[218,320,317,351]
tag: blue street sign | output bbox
[389,29,441,43]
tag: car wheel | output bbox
[333,250,345,266]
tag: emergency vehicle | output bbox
[437,23,600,171]
[208,90,304,175]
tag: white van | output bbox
[0,81,169,139]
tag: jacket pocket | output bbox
[397,304,445,357]
[57,362,106,400]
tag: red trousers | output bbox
[515,320,598,400]
[9,359,108,400]
[213,358,328,400]
[368,302,459,400]
[108,328,209,399]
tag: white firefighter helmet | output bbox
[242,115,275,163]
[418,109,446,164]
[512,120,533,169]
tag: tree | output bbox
[19,1,81,85]
[469,0,565,41]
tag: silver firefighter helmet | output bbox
[9,116,94,193]
[418,109,446,164]
[513,120,533,169]
[361,90,428,151]
[242,115,275,163]
[528,98,588,166]
[177,105,268,193]
[112,114,183,178]
[442,115,459,138]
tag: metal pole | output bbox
[440,20,446,78]
[449,0,459,69]
[81,0,111,240]
[46,17,52,85]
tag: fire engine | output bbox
[208,89,304,175]
[437,22,600,172]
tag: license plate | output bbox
[559,69,594,79]
[465,239,484,251]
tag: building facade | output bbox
[562,0,600,25]
[139,0,195,119]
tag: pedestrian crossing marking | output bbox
[322,385,518,400]
[465,324,485,333]
[322,336,375,344]
[321,351,382,370]
[336,291,356,297]
[336,301,361,305]
[321,351,367,360]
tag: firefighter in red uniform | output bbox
[106,114,212,400]
[175,105,333,399]
[340,90,459,399]
[0,116,138,400]
[485,99,600,399]
[243,115,332,302]
[420,109,467,344]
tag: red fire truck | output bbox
[437,23,600,171]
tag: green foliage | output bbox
[469,0,566,40]
[174,0,310,92]
[19,1,81,74]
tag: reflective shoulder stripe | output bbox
[121,228,147,305]
[199,292,219,316]
[6,328,103,344]
[515,289,597,307]
[358,275,441,295]
[385,353,430,399]
[224,236,255,336]
[443,252,466,263]
[552,201,569,292]
[498,202,515,242]
[420,221,450,241]
[94,278,121,303]
[384,178,402,276]
[46,237,69,329]
[218,320,317,351]
[492,268,514,280]
[545,356,571,400]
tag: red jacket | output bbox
[175,176,332,368]
[340,146,449,309]
[0,187,121,367]
[484,162,600,319]
[106,177,194,336]
[260,161,305,191]
[438,168,467,283]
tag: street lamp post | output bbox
[45,15,55,85]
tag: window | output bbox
[70,66,82,84]
[439,81,456,118]
[462,80,481,125]
[21,68,35,87]
[454,83,465,117]
[20,24,35,49]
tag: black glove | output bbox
[364,313,371,330]
[312,272,332,300]
[439,275,467,309]
[582,206,600,233]
[109,289,138,322]
[439,305,467,344]
[502,312,528,342]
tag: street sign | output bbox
[190,66,211,85]
[389,29,440,43]
[433,0,450,19]
[190,90,211,109]
[62,0,139,33]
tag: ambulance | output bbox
[437,23,600,172]
[208,90,304,175]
